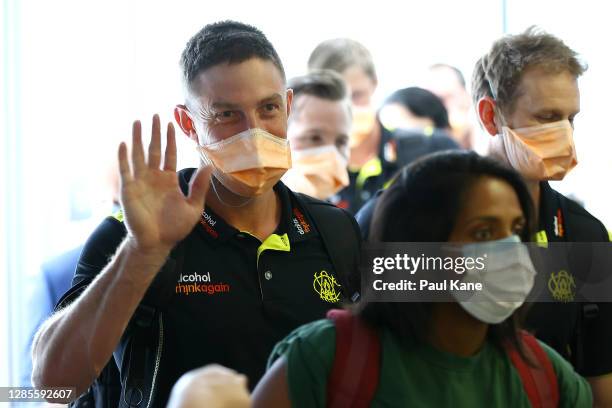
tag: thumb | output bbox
[187,165,213,208]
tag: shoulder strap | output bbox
[505,331,559,408]
[326,309,380,408]
[137,240,187,319]
[296,193,362,302]
[116,240,187,408]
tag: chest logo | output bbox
[175,272,230,296]
[313,270,341,303]
[292,208,311,235]
[548,270,575,302]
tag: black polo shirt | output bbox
[56,168,353,407]
[525,181,612,377]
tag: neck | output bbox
[488,141,542,225]
[348,125,381,169]
[526,180,541,226]
[526,180,541,209]
[428,303,488,357]
[206,177,281,241]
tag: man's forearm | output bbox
[31,237,170,398]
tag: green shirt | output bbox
[268,319,592,407]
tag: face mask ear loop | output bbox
[481,57,508,131]
[481,56,497,101]
[210,175,253,208]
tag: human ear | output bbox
[174,105,198,143]
[477,97,500,136]
[285,88,293,117]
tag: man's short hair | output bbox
[289,70,348,101]
[180,20,285,92]
[288,70,349,120]
[472,26,587,114]
[307,38,377,83]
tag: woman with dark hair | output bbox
[252,151,591,407]
[379,86,451,132]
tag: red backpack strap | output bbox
[326,309,381,408]
[505,330,560,408]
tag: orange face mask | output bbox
[349,107,377,148]
[501,120,577,181]
[197,128,292,197]
[282,145,349,200]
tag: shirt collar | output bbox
[195,180,319,244]
[538,181,565,241]
[278,182,320,243]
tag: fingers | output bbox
[148,114,162,170]
[129,116,175,178]
[163,122,178,171]
[187,165,213,209]
[118,142,132,185]
[131,120,146,177]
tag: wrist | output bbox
[123,236,173,266]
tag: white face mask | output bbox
[449,235,536,324]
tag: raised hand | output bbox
[118,114,211,255]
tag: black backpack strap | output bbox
[554,190,603,373]
[117,240,187,408]
[68,239,185,408]
[294,193,362,303]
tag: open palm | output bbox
[118,114,211,253]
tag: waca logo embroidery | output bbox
[548,270,576,302]
[313,270,341,303]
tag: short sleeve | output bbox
[267,319,336,408]
[539,340,593,407]
[55,216,126,311]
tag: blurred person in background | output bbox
[282,70,352,202]
[378,86,461,166]
[423,63,478,150]
[308,38,396,213]
[20,161,121,397]
[379,86,453,136]
[355,87,461,239]
[473,26,612,406]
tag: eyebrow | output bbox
[300,127,326,134]
[534,107,580,116]
[464,215,525,224]
[258,93,285,105]
[210,93,284,111]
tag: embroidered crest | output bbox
[313,270,341,303]
[548,270,575,302]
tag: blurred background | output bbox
[1,0,611,387]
